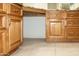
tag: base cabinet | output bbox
[46,10,79,42]
[0,3,23,55]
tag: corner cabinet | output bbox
[0,3,23,55]
[46,10,79,42]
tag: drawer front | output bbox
[67,12,79,18]
[66,27,79,37]
[0,4,3,10]
[66,19,79,26]
[10,4,22,16]
[46,11,66,19]
[46,11,56,19]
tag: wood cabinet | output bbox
[0,3,23,55]
[46,10,66,42]
[46,10,79,42]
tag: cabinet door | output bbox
[9,19,21,51]
[47,20,65,41]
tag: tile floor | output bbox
[11,38,79,56]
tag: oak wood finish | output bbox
[0,3,23,55]
[8,3,23,54]
[46,10,79,42]
[9,16,22,51]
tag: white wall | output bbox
[23,16,46,38]
[23,3,47,9]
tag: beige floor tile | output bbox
[11,39,56,56]
[11,39,79,56]
[55,43,79,56]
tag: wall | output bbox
[23,16,46,38]
[48,3,57,9]
[48,3,74,10]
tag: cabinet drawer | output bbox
[67,12,79,18]
[66,27,79,37]
[10,4,22,16]
[46,10,66,19]
[66,19,79,26]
